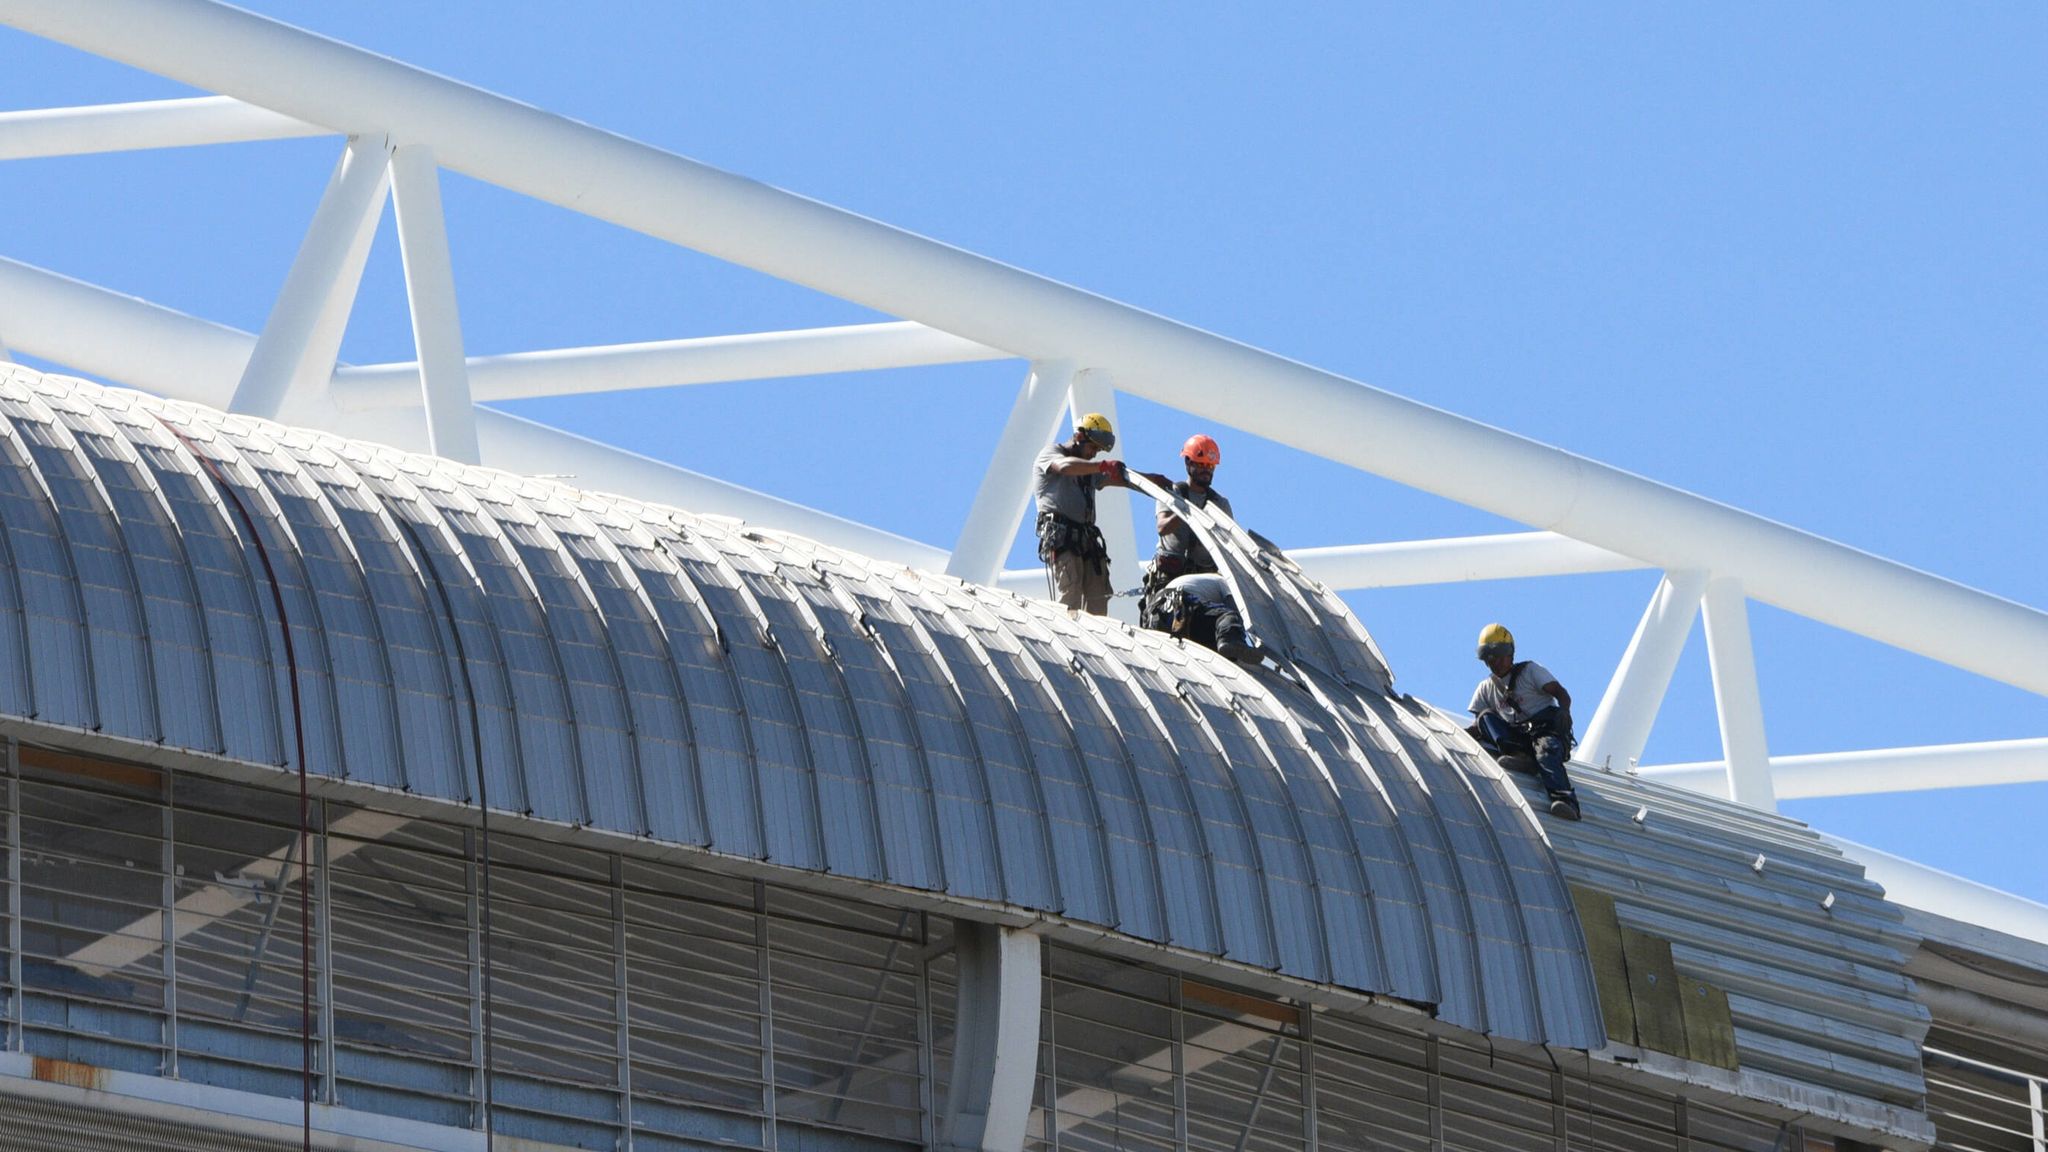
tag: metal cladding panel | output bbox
[0,367,1633,1054]
[344,448,523,811]
[147,404,347,778]
[45,391,218,752]
[215,421,406,789]
[107,394,282,762]
[1483,724,1931,1105]
[0,383,99,729]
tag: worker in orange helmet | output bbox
[1141,434,1233,629]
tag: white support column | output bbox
[388,143,477,463]
[1066,368,1140,624]
[946,361,1074,586]
[1579,569,1708,773]
[940,922,1041,1152]
[228,134,391,421]
[1701,576,1777,811]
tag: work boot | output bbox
[1217,634,1262,665]
[1547,793,1582,822]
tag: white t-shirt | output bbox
[1468,661,1561,723]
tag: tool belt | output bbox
[1137,555,1187,630]
[1037,511,1107,571]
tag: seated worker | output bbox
[1467,623,1582,820]
[1140,434,1233,628]
[1156,572,1261,665]
[1033,413,1168,615]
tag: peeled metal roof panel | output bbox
[0,363,1926,1118]
[1499,735,1930,1106]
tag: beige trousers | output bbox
[1051,551,1112,616]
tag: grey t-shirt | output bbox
[1034,445,1100,524]
[1469,660,1561,723]
[1156,484,1232,560]
[1165,572,1233,607]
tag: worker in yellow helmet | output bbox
[1033,413,1168,615]
[1468,624,1582,820]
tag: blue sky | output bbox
[3,4,2044,901]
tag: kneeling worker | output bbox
[1467,623,1581,820]
[1033,413,1167,615]
[1157,572,1262,665]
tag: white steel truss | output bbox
[2,0,2045,936]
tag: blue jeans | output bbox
[1473,707,1576,799]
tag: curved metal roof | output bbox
[0,366,1614,1044]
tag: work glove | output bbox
[1098,460,1126,482]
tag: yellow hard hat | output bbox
[1476,623,1515,660]
[1076,412,1115,450]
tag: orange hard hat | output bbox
[1182,434,1220,468]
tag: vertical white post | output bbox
[940,922,1041,1152]
[946,360,1075,586]
[229,135,392,421]
[389,142,479,463]
[1579,569,1708,772]
[1701,576,1777,811]
[1066,367,1140,624]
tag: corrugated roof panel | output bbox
[658,519,817,866]
[930,581,1114,925]
[107,394,280,763]
[1046,609,1222,954]
[146,402,347,777]
[1506,740,1929,1105]
[0,364,1941,1122]
[216,419,406,789]
[293,433,468,800]
[343,445,522,811]
[1097,624,1280,971]
[47,389,218,752]
[884,567,1058,911]
[0,382,117,733]
[749,532,938,888]
[804,551,1003,902]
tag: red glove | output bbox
[1097,460,1126,481]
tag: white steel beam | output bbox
[1579,569,1708,772]
[1067,368,1139,623]
[0,256,255,396]
[229,134,391,421]
[388,143,477,463]
[332,322,1008,408]
[0,254,950,568]
[946,361,1074,586]
[1702,576,1776,811]
[993,530,1646,597]
[1638,737,2048,800]
[1822,833,2048,948]
[14,0,2041,695]
[1284,532,1645,589]
[0,95,325,160]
